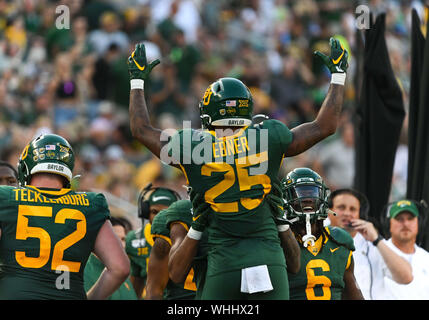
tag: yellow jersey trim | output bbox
[152,234,172,246]
[170,221,189,232]
[306,236,324,256]
[144,223,155,247]
[346,250,353,270]
[27,185,71,196]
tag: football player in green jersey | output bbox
[148,199,201,300]
[167,195,209,300]
[282,168,364,300]
[0,133,129,299]
[125,183,180,299]
[128,37,348,299]
[168,189,300,299]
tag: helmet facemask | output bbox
[282,169,330,247]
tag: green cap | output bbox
[148,188,177,206]
[389,200,419,219]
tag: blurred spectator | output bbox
[92,43,122,101]
[148,60,186,119]
[48,52,80,129]
[88,11,130,57]
[169,28,201,91]
[269,55,314,124]
[152,0,201,44]
[312,120,355,190]
[5,15,27,50]
[382,200,429,300]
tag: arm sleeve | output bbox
[151,211,172,246]
[165,201,193,229]
[267,119,293,156]
[94,193,111,221]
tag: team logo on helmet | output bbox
[17,134,75,187]
[199,78,254,129]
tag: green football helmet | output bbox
[282,167,330,223]
[17,134,75,187]
[199,77,254,129]
[282,168,330,247]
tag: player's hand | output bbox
[189,190,211,232]
[314,37,349,74]
[128,43,160,80]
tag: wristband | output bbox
[372,234,384,246]
[277,224,290,232]
[130,79,144,90]
[331,73,346,85]
[187,227,202,240]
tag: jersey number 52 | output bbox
[15,205,86,273]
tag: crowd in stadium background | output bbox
[0,0,424,227]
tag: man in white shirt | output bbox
[382,200,429,300]
[327,189,413,299]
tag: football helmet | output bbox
[199,77,253,129]
[282,168,330,246]
[17,134,75,187]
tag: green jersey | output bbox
[162,200,209,299]
[288,226,355,300]
[84,254,137,300]
[125,222,153,297]
[167,119,293,275]
[151,200,197,300]
[0,185,110,299]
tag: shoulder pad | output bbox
[151,209,169,236]
[327,226,355,251]
[165,200,192,229]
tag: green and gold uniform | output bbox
[167,119,293,299]
[288,226,355,300]
[0,185,110,299]
[84,254,137,300]
[163,200,209,299]
[151,200,197,300]
[125,223,153,298]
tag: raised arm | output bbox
[128,43,164,158]
[285,38,348,157]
